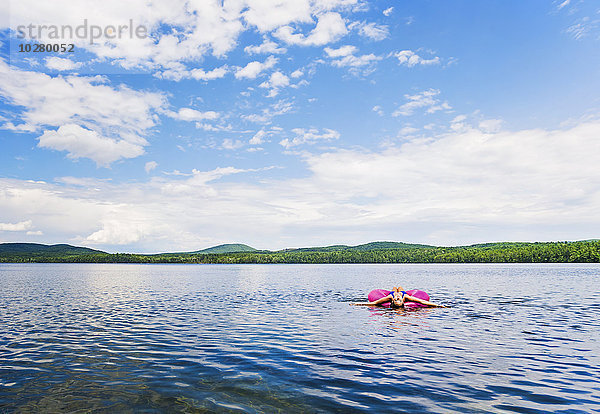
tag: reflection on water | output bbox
[367,307,437,331]
[1,263,599,413]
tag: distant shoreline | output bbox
[1,240,598,264]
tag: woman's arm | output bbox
[404,295,447,308]
[351,295,393,306]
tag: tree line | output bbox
[1,241,599,263]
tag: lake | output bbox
[0,263,599,413]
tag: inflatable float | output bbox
[367,289,430,309]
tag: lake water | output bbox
[0,263,599,413]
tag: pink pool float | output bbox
[367,289,431,308]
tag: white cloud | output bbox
[187,166,253,185]
[195,122,232,132]
[372,105,384,116]
[154,65,193,82]
[145,161,158,173]
[55,176,112,187]
[244,37,287,55]
[392,89,452,117]
[221,138,245,150]
[324,45,357,58]
[332,53,380,68]
[450,115,468,131]
[393,50,440,67]
[155,64,229,82]
[45,57,83,71]
[249,127,282,145]
[5,0,361,73]
[262,71,290,88]
[190,66,229,81]
[566,17,600,40]
[259,71,290,97]
[566,22,587,40]
[235,56,278,79]
[168,108,220,122]
[38,124,145,166]
[7,0,245,70]
[478,119,503,133]
[0,61,165,165]
[241,0,313,32]
[0,166,272,249]
[324,45,381,69]
[557,0,571,10]
[242,99,294,124]
[398,126,419,136]
[0,220,33,231]
[274,12,347,46]
[85,218,150,245]
[353,21,389,40]
[2,118,600,250]
[383,7,393,16]
[293,119,600,242]
[279,127,340,148]
[290,69,304,78]
[250,129,267,145]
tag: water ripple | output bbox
[1,263,599,413]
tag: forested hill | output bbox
[0,243,104,259]
[279,241,433,252]
[190,244,257,254]
[1,240,599,263]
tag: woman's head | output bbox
[391,296,404,308]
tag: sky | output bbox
[0,0,599,253]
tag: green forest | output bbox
[1,240,599,264]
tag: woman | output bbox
[352,286,446,308]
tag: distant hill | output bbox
[191,243,258,254]
[466,242,538,249]
[349,241,434,251]
[280,241,432,253]
[0,243,105,257]
[279,244,350,253]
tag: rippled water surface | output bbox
[1,263,599,413]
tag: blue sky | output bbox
[0,0,599,252]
